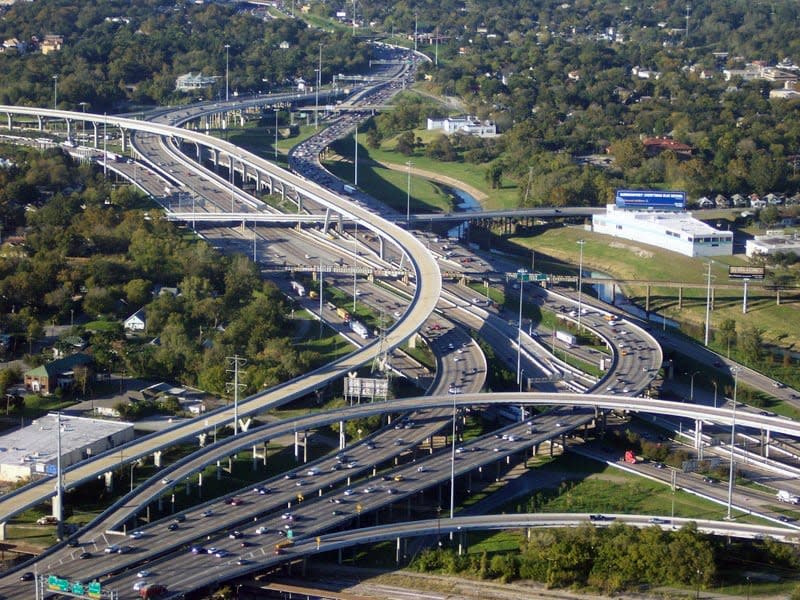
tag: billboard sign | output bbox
[615,189,686,210]
[729,266,765,280]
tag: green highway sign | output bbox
[516,270,530,282]
[533,273,548,281]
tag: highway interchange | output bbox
[1,44,800,599]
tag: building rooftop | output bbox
[605,205,732,237]
[0,413,133,469]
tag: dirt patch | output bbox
[608,241,654,260]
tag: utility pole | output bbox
[354,125,358,186]
[226,355,247,435]
[224,44,231,102]
[414,11,418,53]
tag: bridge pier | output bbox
[764,429,771,457]
[5,113,10,130]
[119,127,126,152]
[695,420,704,460]
[197,472,203,497]
[153,450,162,468]
[645,285,651,313]
[37,115,42,131]
[198,433,207,447]
[104,471,114,493]
[92,122,98,148]
[339,421,346,449]
[0,521,6,541]
[216,460,222,480]
[378,236,384,260]
[396,537,401,564]
[294,431,309,463]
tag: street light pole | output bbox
[354,125,358,186]
[353,221,358,312]
[704,261,713,346]
[577,240,586,331]
[52,75,58,110]
[726,367,740,520]
[450,392,456,520]
[712,380,718,409]
[314,44,322,130]
[405,161,413,223]
[224,44,230,102]
[516,269,528,388]
[274,108,279,161]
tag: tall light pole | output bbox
[314,44,322,130]
[353,221,358,312]
[712,380,718,409]
[224,44,230,102]
[450,392,456,520]
[576,239,586,331]
[52,75,58,110]
[516,269,529,388]
[704,261,713,346]
[274,108,279,161]
[55,411,63,541]
[726,367,739,520]
[405,161,413,223]
[354,125,358,186]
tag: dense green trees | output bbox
[0,144,317,396]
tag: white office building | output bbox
[592,204,733,257]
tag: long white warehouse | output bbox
[592,204,733,257]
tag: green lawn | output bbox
[328,131,520,210]
[511,226,800,349]
[324,151,455,213]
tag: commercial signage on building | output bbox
[615,189,686,210]
[728,266,766,280]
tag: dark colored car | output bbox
[19,572,34,582]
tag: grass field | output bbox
[327,131,520,210]
[510,226,800,350]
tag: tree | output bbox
[396,131,415,156]
[739,324,764,364]
[717,318,737,357]
[485,163,503,189]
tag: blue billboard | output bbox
[615,189,686,210]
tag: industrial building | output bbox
[745,231,800,258]
[591,190,733,258]
[0,414,134,483]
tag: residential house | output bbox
[730,193,748,207]
[175,73,217,91]
[642,137,693,159]
[714,194,731,208]
[124,309,146,332]
[40,35,63,55]
[696,196,715,209]
[426,116,496,137]
[24,353,93,395]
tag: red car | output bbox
[139,584,167,598]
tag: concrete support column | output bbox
[645,285,651,313]
[197,472,203,497]
[765,429,771,458]
[37,115,43,131]
[0,521,6,541]
[695,420,703,460]
[216,460,222,480]
[212,148,220,172]
[339,421,346,449]
[104,471,114,493]
[294,431,300,461]
[198,433,207,447]
[396,537,401,564]
[119,128,126,152]
[378,236,384,260]
[228,155,235,181]
[195,143,202,162]
[256,170,262,192]
[92,122,98,148]
[158,496,163,511]
[678,286,683,309]
[153,451,162,468]
[5,113,10,130]
[185,480,191,496]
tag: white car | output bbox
[306,467,320,476]
[104,545,120,554]
[136,570,151,578]
[343,488,355,496]
[133,580,149,591]
[129,531,144,539]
